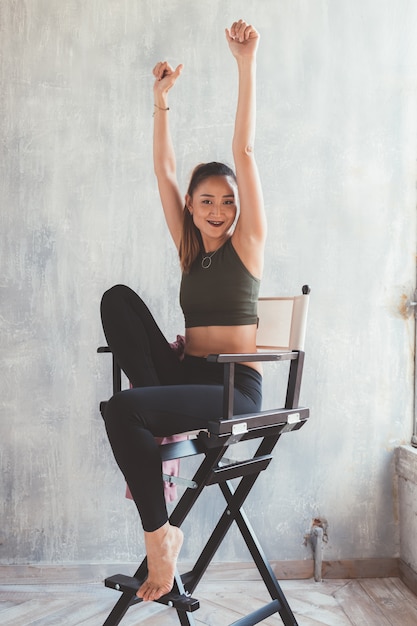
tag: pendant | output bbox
[201,256,213,269]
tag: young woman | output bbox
[101,19,266,602]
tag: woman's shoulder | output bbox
[229,231,264,280]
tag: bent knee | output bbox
[103,391,152,447]
[103,391,130,429]
[100,284,130,310]
[103,389,148,430]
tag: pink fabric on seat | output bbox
[125,434,187,503]
[168,334,186,360]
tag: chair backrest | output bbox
[256,285,310,351]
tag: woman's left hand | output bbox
[225,19,260,58]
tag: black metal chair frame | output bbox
[98,289,310,626]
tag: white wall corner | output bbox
[395,445,417,485]
[395,445,417,584]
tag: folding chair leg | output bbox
[102,436,299,626]
[221,481,298,626]
[102,591,140,626]
[182,437,278,594]
[218,436,299,626]
[180,435,298,626]
[169,445,229,528]
[181,500,238,592]
[173,572,198,626]
[229,601,282,626]
[176,611,197,626]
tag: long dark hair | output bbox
[179,162,237,273]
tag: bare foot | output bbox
[137,522,184,602]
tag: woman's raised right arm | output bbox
[152,61,184,250]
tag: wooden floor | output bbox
[1,576,417,625]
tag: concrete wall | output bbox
[1,0,417,569]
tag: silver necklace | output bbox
[201,248,218,269]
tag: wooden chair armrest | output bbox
[206,350,305,420]
[206,351,299,364]
[97,346,304,420]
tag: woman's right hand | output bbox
[153,61,183,100]
[225,20,259,60]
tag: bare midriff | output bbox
[184,324,262,374]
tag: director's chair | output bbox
[98,285,311,626]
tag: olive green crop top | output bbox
[180,238,260,328]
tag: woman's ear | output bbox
[185,194,193,214]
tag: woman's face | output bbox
[187,175,238,251]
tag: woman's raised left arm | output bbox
[226,20,267,278]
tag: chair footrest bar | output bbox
[104,574,200,612]
[207,455,273,484]
[230,600,284,626]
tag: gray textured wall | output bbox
[1,0,417,568]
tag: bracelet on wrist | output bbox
[153,104,170,117]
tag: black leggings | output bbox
[100,284,262,532]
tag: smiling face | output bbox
[186,175,238,251]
